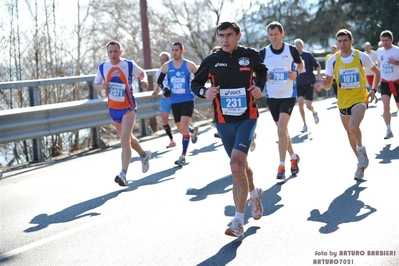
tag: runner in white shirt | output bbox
[259,21,303,181]
[364,42,379,104]
[376,30,399,139]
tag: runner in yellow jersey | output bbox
[322,29,380,180]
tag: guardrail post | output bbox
[138,78,151,136]
[88,81,102,149]
[28,86,43,162]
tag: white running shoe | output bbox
[301,124,308,133]
[225,218,244,237]
[356,147,369,170]
[191,126,199,144]
[313,112,319,124]
[174,155,186,166]
[384,130,394,140]
[249,188,263,220]
[354,164,364,180]
[141,151,151,173]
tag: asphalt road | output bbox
[1,97,398,266]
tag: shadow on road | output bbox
[224,175,296,225]
[189,141,223,156]
[292,132,313,144]
[196,226,260,266]
[375,144,399,164]
[124,166,180,191]
[24,167,181,233]
[24,190,123,232]
[24,166,181,233]
[129,148,173,164]
[4,145,119,179]
[307,182,377,234]
[186,174,232,201]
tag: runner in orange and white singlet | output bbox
[94,40,152,187]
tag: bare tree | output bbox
[158,0,237,62]
[88,0,144,65]
[0,0,328,166]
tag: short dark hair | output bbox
[106,40,121,49]
[267,21,284,33]
[172,42,184,50]
[216,21,241,35]
[380,30,393,40]
[335,29,353,40]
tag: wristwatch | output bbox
[199,87,207,97]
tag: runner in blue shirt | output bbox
[294,38,321,133]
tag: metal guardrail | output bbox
[0,68,325,162]
[0,91,211,144]
[0,70,209,162]
[0,98,109,144]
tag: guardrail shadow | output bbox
[4,145,119,179]
[307,182,376,234]
[375,144,399,164]
[196,226,260,266]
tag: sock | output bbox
[140,151,147,158]
[234,212,244,224]
[357,146,365,152]
[279,161,285,166]
[249,188,259,199]
[119,169,127,178]
[163,124,173,140]
[387,124,391,131]
[182,134,190,155]
[189,125,194,134]
[290,154,297,160]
